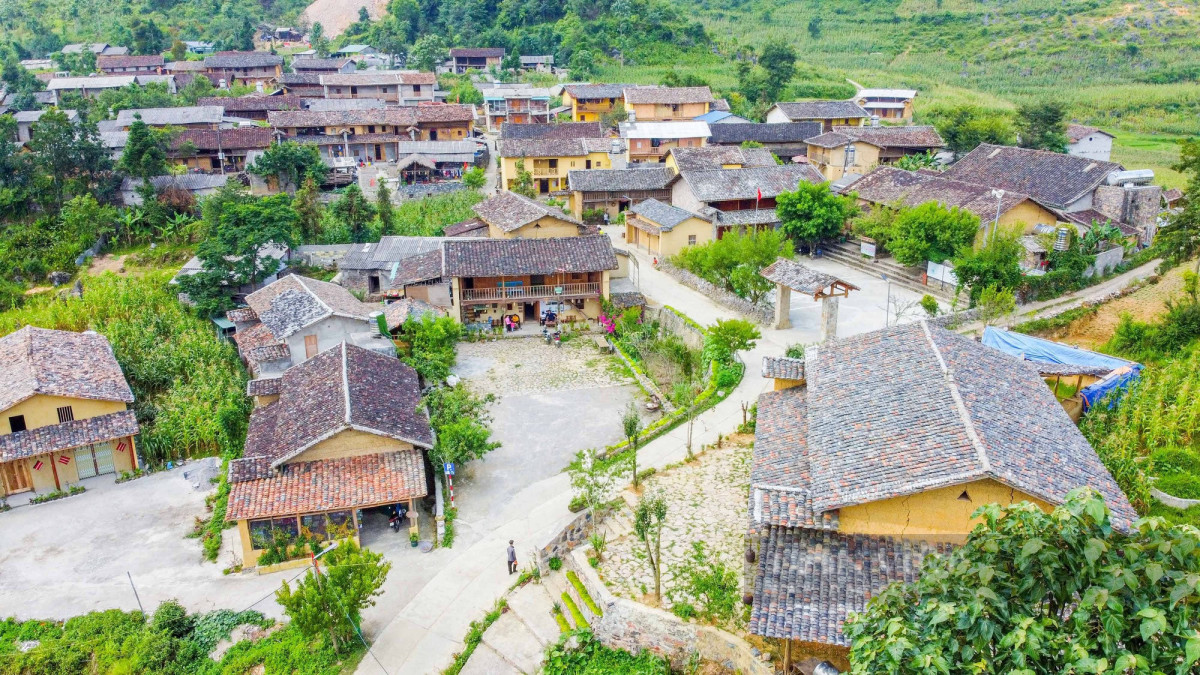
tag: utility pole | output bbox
[127,571,144,615]
[881,273,892,327]
[990,188,1005,244]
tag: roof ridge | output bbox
[919,320,991,473]
[341,342,352,426]
[290,274,335,317]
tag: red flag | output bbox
[756,188,762,201]
[58,455,70,465]
[33,460,43,471]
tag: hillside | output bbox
[299,0,386,38]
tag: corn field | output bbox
[0,272,250,466]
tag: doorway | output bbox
[524,302,537,321]
[1,460,31,494]
[74,442,116,480]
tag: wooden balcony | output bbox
[531,167,560,177]
[462,282,601,302]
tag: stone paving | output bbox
[455,335,633,398]
[598,439,752,613]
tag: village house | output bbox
[693,110,751,125]
[804,125,946,181]
[621,120,711,164]
[705,122,822,161]
[227,274,395,379]
[854,88,917,122]
[624,198,712,258]
[278,73,324,97]
[45,75,175,104]
[746,322,1137,669]
[185,41,215,54]
[203,51,284,88]
[470,190,592,239]
[121,174,229,205]
[169,127,272,173]
[499,121,605,142]
[566,167,674,219]
[336,236,448,303]
[483,86,552,131]
[12,110,79,145]
[331,45,379,61]
[445,235,618,327]
[115,106,225,130]
[671,163,826,232]
[292,57,356,75]
[848,166,1060,246]
[518,55,554,73]
[302,98,387,112]
[561,84,634,123]
[764,100,870,131]
[96,54,164,75]
[165,60,210,76]
[449,47,505,73]
[665,145,777,175]
[61,43,128,56]
[388,140,480,184]
[226,343,434,568]
[0,327,140,501]
[623,86,714,122]
[319,71,437,105]
[197,94,302,121]
[267,105,475,164]
[1066,124,1115,162]
[942,144,1162,245]
[499,138,616,194]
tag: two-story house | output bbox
[0,327,140,501]
[482,86,551,131]
[169,127,273,173]
[804,125,946,181]
[705,122,822,161]
[319,71,437,105]
[203,51,284,88]
[470,191,592,239]
[764,100,870,131]
[623,86,714,122]
[566,167,674,220]
[665,145,778,174]
[854,88,917,121]
[12,110,79,145]
[747,322,1136,670]
[499,138,615,194]
[267,105,475,164]
[197,94,302,121]
[46,75,176,104]
[226,343,434,567]
[670,163,825,233]
[449,47,505,73]
[292,57,355,75]
[97,54,164,75]
[115,106,225,130]
[621,120,710,164]
[561,84,633,123]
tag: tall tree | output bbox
[292,176,324,242]
[622,401,643,489]
[310,22,331,58]
[846,489,1200,674]
[376,182,395,234]
[888,202,980,266]
[509,159,537,198]
[931,104,1016,159]
[633,493,668,602]
[950,231,1024,305]
[758,39,797,102]
[119,115,168,180]
[1016,101,1069,153]
[248,141,327,191]
[276,541,390,655]
[330,184,376,243]
[1161,138,1200,272]
[130,18,167,56]
[776,181,855,252]
[409,34,447,71]
[27,110,113,212]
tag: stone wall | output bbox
[296,244,354,268]
[571,548,773,674]
[1085,245,1125,278]
[928,307,981,330]
[655,261,774,325]
[535,509,595,574]
[394,181,466,201]
[648,306,706,352]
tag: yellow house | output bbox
[764,100,870,131]
[665,145,777,175]
[0,327,140,500]
[623,86,714,122]
[471,191,590,239]
[625,199,712,258]
[226,343,433,568]
[855,88,917,122]
[622,121,711,164]
[848,166,1061,248]
[561,84,631,123]
[747,323,1137,669]
[805,125,945,181]
[499,138,614,194]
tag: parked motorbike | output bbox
[542,328,552,345]
[388,505,406,533]
[553,330,562,348]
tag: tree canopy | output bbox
[248,141,328,189]
[930,104,1016,159]
[888,202,981,266]
[776,181,856,251]
[951,231,1025,305]
[276,540,390,655]
[1017,101,1069,153]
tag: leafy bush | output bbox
[671,228,792,302]
[889,202,980,267]
[667,541,742,626]
[543,630,669,674]
[1150,447,1200,477]
[920,295,940,317]
[561,592,588,628]
[785,343,806,359]
[548,556,563,571]
[1154,473,1200,499]
[397,313,462,384]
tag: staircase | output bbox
[820,240,967,306]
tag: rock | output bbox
[48,271,71,286]
[17,640,39,652]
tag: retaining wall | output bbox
[655,261,774,325]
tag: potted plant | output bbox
[409,531,419,547]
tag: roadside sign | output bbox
[444,462,455,476]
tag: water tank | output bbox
[1054,228,1070,252]
[1106,169,1154,186]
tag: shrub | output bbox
[567,570,603,616]
[671,229,792,302]
[1153,473,1200,499]
[920,295,940,317]
[561,592,588,628]
[553,609,571,632]
[1150,447,1200,477]
[548,556,563,571]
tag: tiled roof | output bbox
[0,410,139,462]
[245,275,372,341]
[337,236,444,270]
[0,327,134,412]
[1067,123,1112,142]
[120,174,228,192]
[246,378,282,397]
[942,144,1122,209]
[442,218,489,237]
[198,94,301,113]
[383,298,444,330]
[709,208,783,226]
[679,164,825,202]
[1056,209,1139,238]
[451,47,505,58]
[761,258,859,296]
[443,235,618,277]
[116,106,224,126]
[761,356,805,381]
[204,51,283,68]
[563,83,632,99]
[292,58,352,71]
[624,86,714,105]
[770,101,870,121]
[166,61,208,72]
[171,128,272,151]
[267,104,474,127]
[319,70,436,86]
[749,389,836,530]
[567,167,674,192]
[850,166,1033,219]
[750,525,951,644]
[500,121,604,140]
[805,125,945,150]
[247,344,291,364]
[628,199,703,231]
[388,250,444,287]
[234,343,433,475]
[500,138,600,158]
[669,146,777,172]
[302,97,385,111]
[280,73,323,86]
[225,450,428,521]
[97,54,164,70]
[708,122,823,145]
[801,322,1137,527]
[472,191,583,232]
[227,308,259,323]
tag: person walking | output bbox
[507,540,517,574]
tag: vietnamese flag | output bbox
[757,187,762,201]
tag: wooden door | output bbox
[1,461,31,494]
[304,334,318,359]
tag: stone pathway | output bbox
[598,441,753,613]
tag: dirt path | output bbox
[86,253,129,276]
[300,0,387,38]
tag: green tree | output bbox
[600,102,629,129]
[330,184,376,242]
[119,115,168,180]
[568,49,597,80]
[510,159,537,198]
[1161,138,1200,273]
[845,489,1200,674]
[633,493,668,602]
[445,77,483,105]
[893,151,940,171]
[292,176,324,242]
[776,181,855,252]
[423,384,501,469]
[951,231,1024,305]
[398,313,462,382]
[410,34,448,72]
[622,401,644,489]
[1017,101,1069,153]
[930,104,1016,159]
[232,17,256,51]
[276,540,390,655]
[888,202,980,266]
[976,283,1016,327]
[169,39,187,62]
[462,167,486,191]
[376,183,395,234]
[704,318,760,365]
[850,203,898,252]
[807,15,823,40]
[248,141,327,190]
[758,39,796,102]
[672,228,792,301]
[310,22,331,58]
[27,110,114,212]
[130,18,167,55]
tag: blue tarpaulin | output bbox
[982,327,1142,410]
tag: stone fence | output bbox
[569,548,773,674]
[535,508,595,575]
[295,244,354,268]
[655,260,774,325]
[394,181,466,201]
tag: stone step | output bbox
[460,642,520,675]
[481,611,546,674]
[504,581,561,646]
[543,571,587,630]
[820,246,963,305]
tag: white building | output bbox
[1066,124,1114,162]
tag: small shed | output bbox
[760,258,859,337]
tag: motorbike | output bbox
[388,505,407,532]
[553,330,562,348]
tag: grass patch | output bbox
[561,592,588,629]
[1011,306,1099,335]
[566,571,603,617]
[553,608,571,633]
